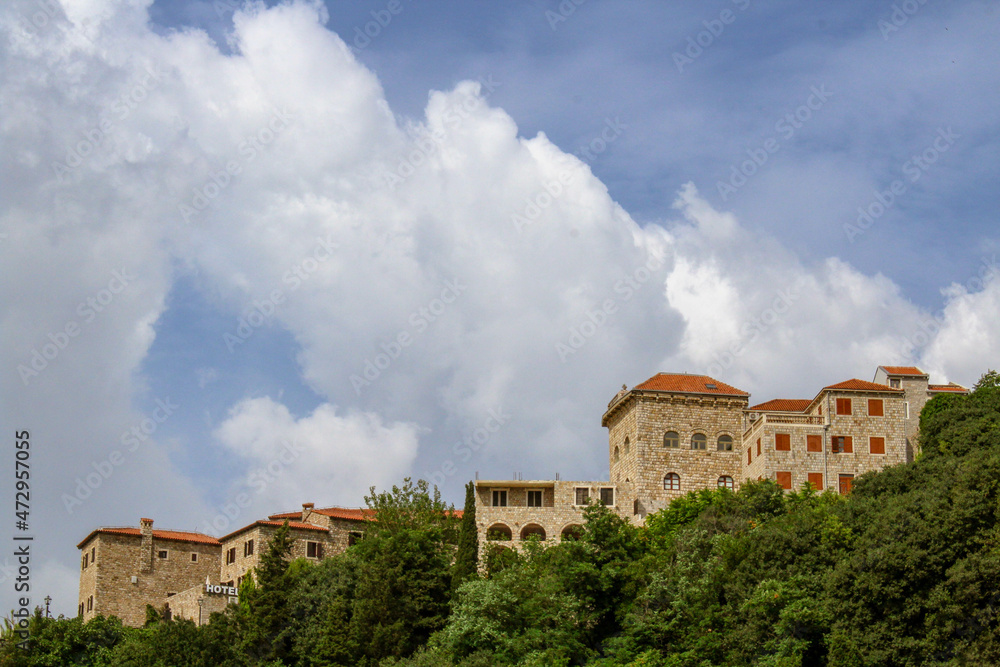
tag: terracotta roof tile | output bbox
[880,366,927,376]
[77,527,220,549]
[634,373,749,397]
[220,519,329,542]
[929,383,969,393]
[824,379,903,392]
[747,399,811,412]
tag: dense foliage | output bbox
[3,376,998,666]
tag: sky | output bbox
[1,0,998,617]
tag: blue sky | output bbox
[1,0,998,615]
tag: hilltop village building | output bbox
[79,365,967,626]
[474,365,968,548]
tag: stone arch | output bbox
[716,433,734,451]
[486,523,512,541]
[520,523,546,541]
[560,524,583,541]
[613,445,620,462]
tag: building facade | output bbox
[77,504,370,626]
[475,365,968,550]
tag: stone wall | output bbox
[219,524,340,585]
[79,533,220,627]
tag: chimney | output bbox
[301,503,314,524]
[139,518,153,573]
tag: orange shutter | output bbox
[836,398,852,415]
[776,471,792,490]
[775,433,791,451]
[747,447,751,464]
[757,438,761,455]
[870,436,885,454]
[868,399,884,416]
[806,435,822,452]
[839,475,854,495]
[843,436,853,453]
[807,472,823,490]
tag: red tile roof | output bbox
[929,383,969,393]
[269,506,461,521]
[823,379,904,392]
[220,519,329,542]
[880,366,927,376]
[747,399,811,412]
[634,373,749,397]
[77,527,220,549]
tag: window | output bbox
[613,446,620,463]
[492,489,508,507]
[747,447,752,464]
[870,436,886,455]
[600,487,615,506]
[757,438,761,456]
[244,539,254,557]
[82,554,88,570]
[527,489,543,507]
[191,553,198,562]
[691,433,707,450]
[718,475,734,490]
[890,378,901,388]
[91,547,95,562]
[776,471,792,490]
[623,436,630,455]
[487,524,512,541]
[717,435,733,451]
[807,472,824,490]
[633,499,640,515]
[868,399,884,416]
[663,431,679,448]
[775,433,791,451]
[227,547,236,564]
[806,434,823,452]
[663,473,681,491]
[306,541,323,559]
[349,531,363,546]
[157,550,168,559]
[836,398,852,415]
[520,524,546,541]
[839,474,854,495]
[831,436,853,453]
[79,603,84,616]
[575,488,590,505]
[905,402,910,419]
[87,596,93,611]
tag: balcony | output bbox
[744,413,824,439]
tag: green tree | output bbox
[451,481,479,592]
[240,519,295,663]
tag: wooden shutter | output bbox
[868,399,884,416]
[807,472,823,490]
[870,436,885,454]
[806,434,822,452]
[843,436,853,453]
[757,438,761,455]
[775,433,791,451]
[836,398,852,415]
[776,471,792,490]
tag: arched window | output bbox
[520,524,546,541]
[613,446,620,463]
[663,472,681,491]
[486,523,512,541]
[623,436,630,455]
[692,433,707,450]
[718,475,734,490]
[561,524,583,541]
[663,431,679,448]
[717,435,733,451]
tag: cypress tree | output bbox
[451,481,479,591]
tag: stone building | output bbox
[77,504,371,626]
[475,365,968,551]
